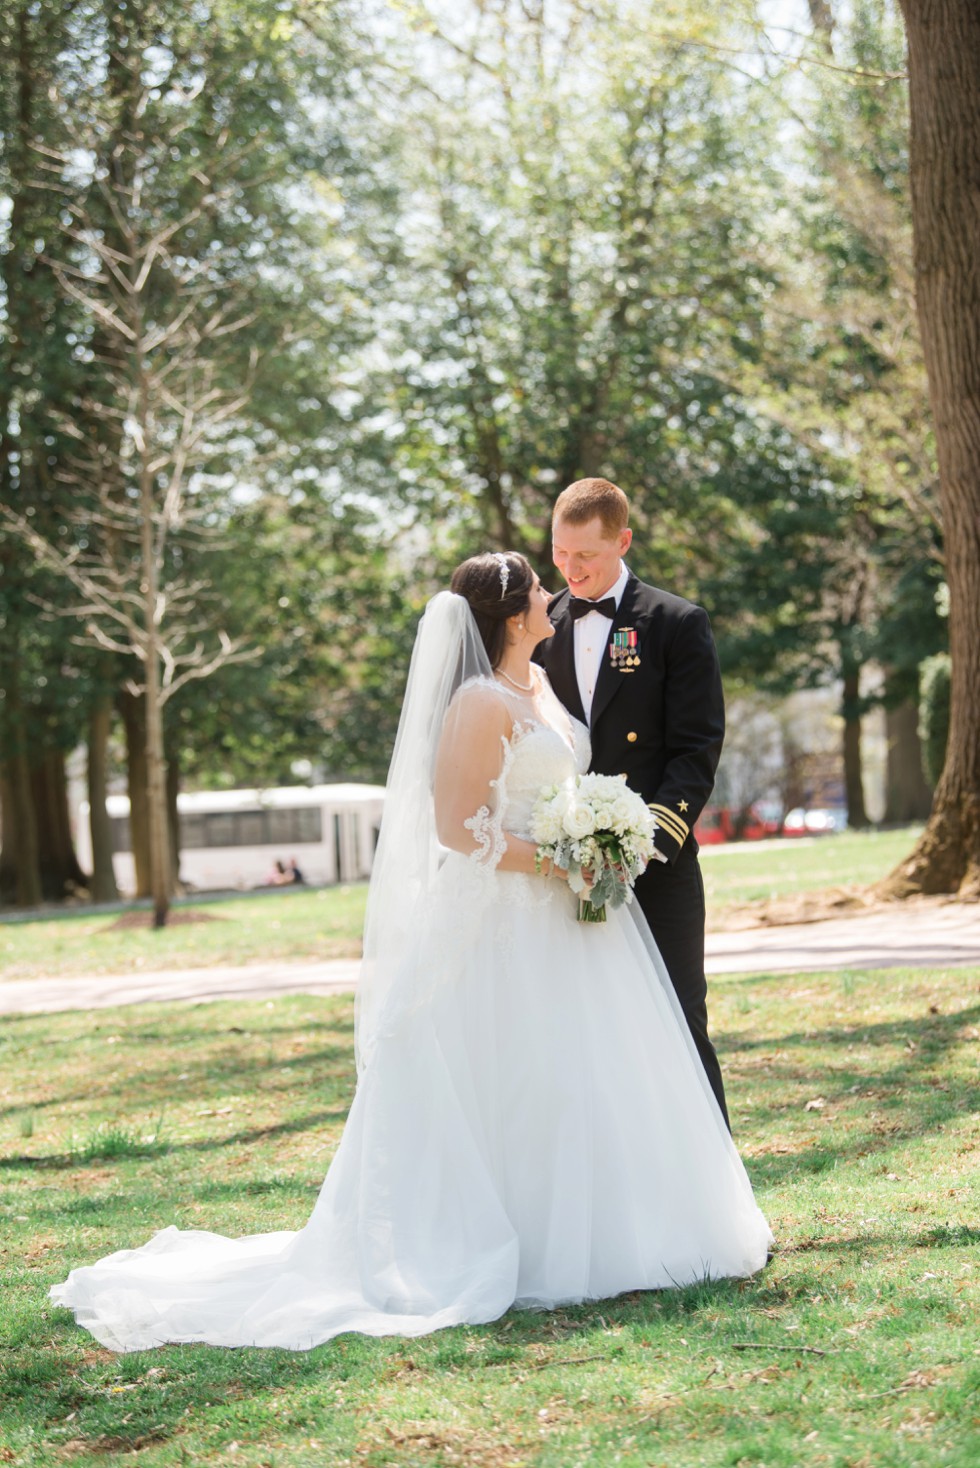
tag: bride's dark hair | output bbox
[450,551,535,669]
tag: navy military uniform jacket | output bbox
[537,575,725,863]
[535,573,730,1126]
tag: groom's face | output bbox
[552,515,632,602]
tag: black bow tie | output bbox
[568,595,618,621]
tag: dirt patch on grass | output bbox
[718,888,968,931]
[102,909,227,932]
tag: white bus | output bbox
[75,784,386,894]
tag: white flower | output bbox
[563,800,596,839]
[531,770,655,917]
[530,781,575,845]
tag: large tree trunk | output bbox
[885,2,980,896]
[119,688,151,898]
[31,750,87,900]
[0,12,42,911]
[883,694,934,823]
[87,695,119,903]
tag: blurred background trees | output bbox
[0,0,965,911]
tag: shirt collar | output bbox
[608,561,630,608]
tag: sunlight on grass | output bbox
[0,885,369,984]
[702,825,924,922]
[1,963,977,1466]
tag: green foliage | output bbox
[687,0,949,824]
[354,1,787,581]
[918,653,951,789]
[171,499,446,787]
[0,0,952,893]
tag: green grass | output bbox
[2,961,978,1465]
[702,825,923,923]
[0,885,369,984]
[0,827,923,986]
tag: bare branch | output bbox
[159,631,262,702]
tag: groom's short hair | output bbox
[553,479,629,538]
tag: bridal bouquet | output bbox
[530,773,657,923]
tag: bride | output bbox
[51,552,772,1352]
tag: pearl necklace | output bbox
[497,666,535,693]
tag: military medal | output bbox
[610,627,640,672]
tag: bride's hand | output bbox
[555,865,593,891]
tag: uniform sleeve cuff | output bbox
[648,804,690,861]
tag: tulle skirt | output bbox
[50,861,772,1351]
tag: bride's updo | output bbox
[450,551,535,669]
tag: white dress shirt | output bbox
[572,562,668,864]
[573,561,630,723]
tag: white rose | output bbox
[563,800,596,839]
[609,796,638,834]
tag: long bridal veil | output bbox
[355,591,494,1072]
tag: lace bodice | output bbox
[494,717,591,839]
[437,669,590,873]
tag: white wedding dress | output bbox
[51,599,771,1353]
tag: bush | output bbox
[918,653,951,788]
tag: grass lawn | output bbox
[0,885,369,984]
[699,825,924,922]
[0,827,924,985]
[2,959,978,1466]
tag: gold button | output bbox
[627,731,638,743]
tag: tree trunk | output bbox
[119,688,151,898]
[841,670,869,829]
[885,1,980,896]
[0,631,43,906]
[0,759,42,907]
[0,13,42,911]
[884,695,934,823]
[31,750,87,900]
[87,696,119,903]
[138,377,172,929]
[166,741,182,893]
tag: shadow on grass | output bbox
[722,1001,980,1186]
[0,1103,352,1171]
[0,1030,357,1128]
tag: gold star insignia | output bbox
[678,800,689,813]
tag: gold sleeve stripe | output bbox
[652,819,687,846]
[652,813,688,845]
[649,804,690,842]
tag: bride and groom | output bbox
[51,478,771,1353]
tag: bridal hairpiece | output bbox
[494,553,510,600]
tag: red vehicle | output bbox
[694,803,782,845]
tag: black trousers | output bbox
[633,848,730,1130]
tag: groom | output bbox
[535,478,730,1128]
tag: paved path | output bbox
[2,902,978,1017]
[703,900,980,975]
